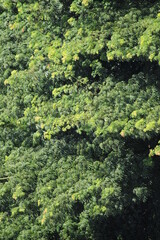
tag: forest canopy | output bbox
[0,0,160,239]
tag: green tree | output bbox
[0,0,160,239]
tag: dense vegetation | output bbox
[0,0,160,239]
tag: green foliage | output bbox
[0,0,160,239]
